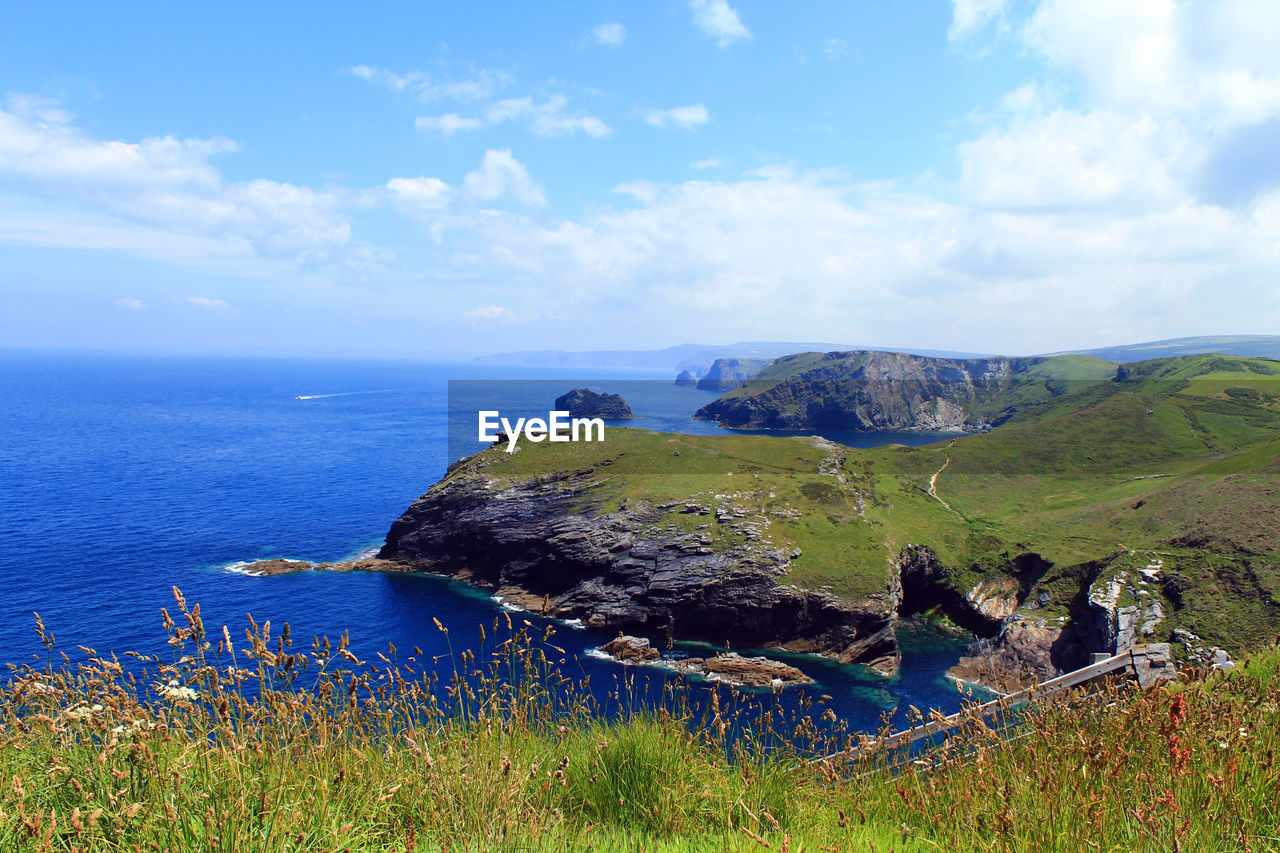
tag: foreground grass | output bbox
[3,593,1279,851]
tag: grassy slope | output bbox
[457,354,1280,650]
[4,598,1278,852]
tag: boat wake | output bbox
[294,389,402,400]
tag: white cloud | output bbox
[114,297,146,310]
[0,95,353,267]
[690,157,725,170]
[591,22,626,46]
[414,113,485,137]
[348,65,511,102]
[487,96,612,138]
[689,0,751,47]
[415,95,611,140]
[186,296,231,312]
[5,93,75,125]
[386,176,451,210]
[958,0,1280,215]
[949,0,1008,41]
[645,104,709,130]
[462,149,545,206]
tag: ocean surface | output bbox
[0,350,975,736]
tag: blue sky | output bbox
[2,0,1278,358]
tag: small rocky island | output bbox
[554,388,633,419]
[673,370,697,387]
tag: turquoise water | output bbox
[0,350,972,735]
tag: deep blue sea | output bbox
[0,350,974,735]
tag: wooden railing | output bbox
[815,643,1175,768]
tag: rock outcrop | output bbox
[376,470,902,673]
[671,653,814,688]
[594,638,815,688]
[233,557,407,576]
[674,370,697,387]
[554,388,633,419]
[600,635,662,663]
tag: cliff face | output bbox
[377,470,901,674]
[696,350,1031,431]
[696,358,771,392]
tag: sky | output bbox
[1,0,1278,358]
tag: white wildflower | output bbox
[63,703,102,721]
[158,679,198,702]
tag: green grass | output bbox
[4,597,1280,851]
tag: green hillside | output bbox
[462,353,1280,653]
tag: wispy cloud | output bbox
[414,113,485,137]
[645,104,709,130]
[348,64,511,102]
[690,157,725,170]
[114,297,146,310]
[948,0,1007,41]
[689,0,751,47]
[460,304,532,324]
[186,296,231,313]
[822,38,848,59]
[591,22,626,46]
[417,95,611,139]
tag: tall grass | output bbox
[3,590,1277,851]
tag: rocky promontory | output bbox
[374,462,902,674]
[695,350,1113,432]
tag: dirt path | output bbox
[927,440,962,517]
[927,457,952,509]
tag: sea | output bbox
[0,349,976,736]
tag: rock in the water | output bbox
[554,388,633,419]
[599,635,662,663]
[674,370,697,387]
[673,652,814,688]
[234,559,314,576]
[231,557,409,577]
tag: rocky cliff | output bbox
[696,350,1076,431]
[696,358,771,392]
[375,467,903,674]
